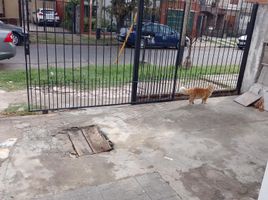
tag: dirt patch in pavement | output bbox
[0,90,28,116]
[180,164,259,200]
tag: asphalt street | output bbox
[0,44,243,70]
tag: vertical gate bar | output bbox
[71,3,75,107]
[87,1,90,107]
[171,2,186,99]
[34,0,42,110]
[62,1,67,109]
[80,0,84,108]
[236,3,258,94]
[53,1,59,110]
[102,0,106,106]
[108,16,112,105]
[94,1,98,106]
[131,0,145,104]
[25,0,34,110]
[22,0,30,111]
[129,42,133,103]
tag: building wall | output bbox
[241,4,268,92]
[159,0,200,37]
[0,0,20,24]
[0,0,3,16]
[3,0,19,18]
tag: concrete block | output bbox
[234,92,261,106]
[234,83,263,107]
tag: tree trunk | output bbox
[116,17,125,33]
[183,38,193,69]
[97,0,103,29]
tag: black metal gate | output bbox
[21,0,257,111]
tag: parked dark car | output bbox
[237,35,247,50]
[0,20,28,46]
[117,22,189,49]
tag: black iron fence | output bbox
[21,0,257,111]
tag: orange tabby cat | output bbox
[254,97,264,112]
[179,85,214,104]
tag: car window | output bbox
[166,27,172,34]
[159,25,166,34]
[152,24,159,33]
[143,24,153,32]
[41,9,54,14]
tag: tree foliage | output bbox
[109,0,153,32]
[110,0,136,32]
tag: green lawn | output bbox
[0,64,239,91]
[30,33,118,45]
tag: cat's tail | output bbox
[179,87,189,95]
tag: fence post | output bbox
[236,3,258,94]
[131,0,145,104]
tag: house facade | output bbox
[159,0,252,37]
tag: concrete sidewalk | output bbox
[38,173,181,200]
[0,96,268,200]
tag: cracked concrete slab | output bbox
[0,96,268,200]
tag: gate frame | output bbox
[21,0,258,112]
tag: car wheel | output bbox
[12,33,22,46]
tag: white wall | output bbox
[241,4,268,92]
